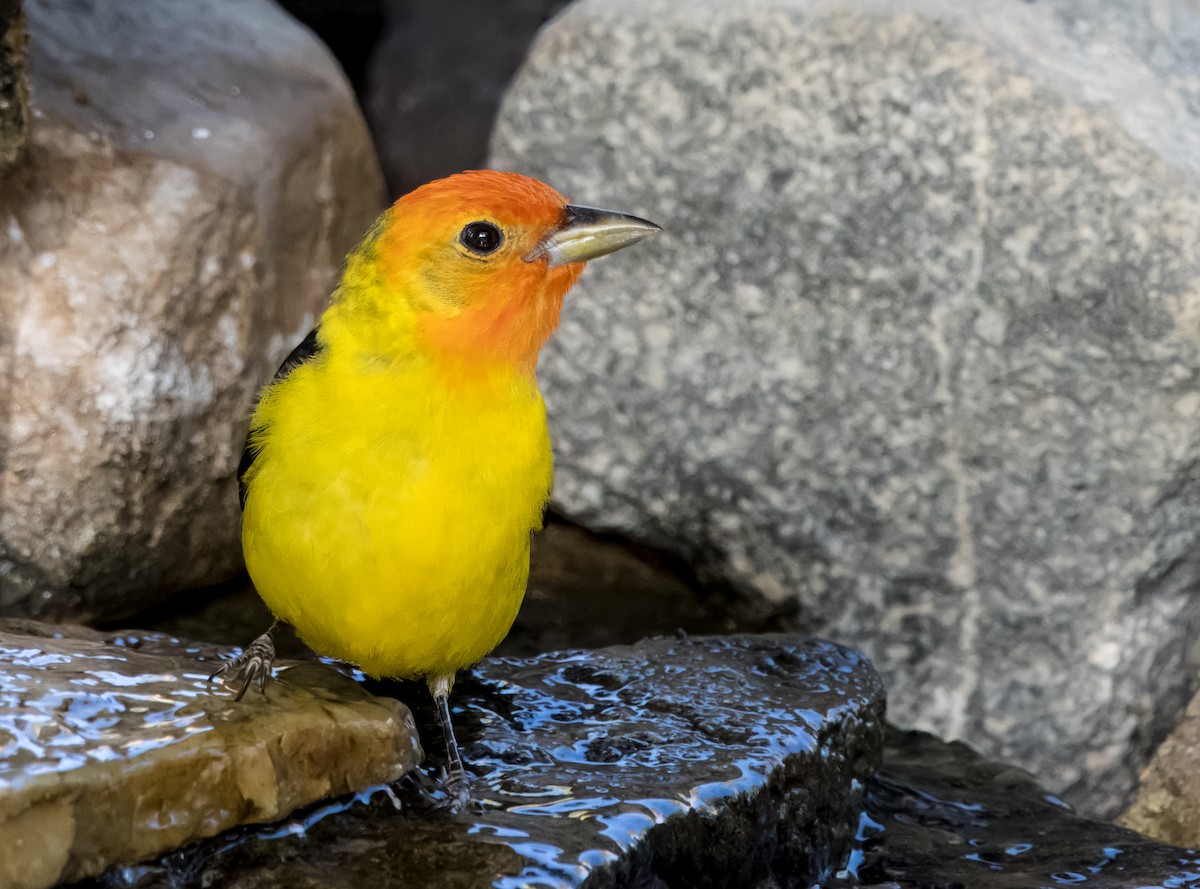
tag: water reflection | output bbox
[0,633,221,788]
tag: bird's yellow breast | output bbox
[240,350,552,679]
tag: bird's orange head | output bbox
[329,170,659,377]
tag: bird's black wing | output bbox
[238,328,323,510]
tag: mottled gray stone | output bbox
[491,0,1200,817]
[91,633,885,888]
[0,0,384,621]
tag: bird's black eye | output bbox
[460,221,503,255]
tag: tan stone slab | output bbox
[0,620,421,889]
[1120,689,1200,848]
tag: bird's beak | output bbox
[527,204,662,267]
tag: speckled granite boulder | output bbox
[0,620,419,889]
[0,0,383,621]
[492,0,1200,816]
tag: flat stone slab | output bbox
[0,620,420,889]
[82,633,886,888]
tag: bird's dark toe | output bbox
[444,769,474,812]
[210,630,277,701]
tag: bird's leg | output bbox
[428,672,471,810]
[209,620,279,702]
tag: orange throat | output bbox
[418,263,581,377]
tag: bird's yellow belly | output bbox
[241,367,551,679]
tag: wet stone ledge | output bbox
[827,728,1200,889]
[85,633,886,888]
[0,619,420,889]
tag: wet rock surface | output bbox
[0,620,419,889]
[79,633,886,888]
[493,0,1200,817]
[826,728,1200,888]
[0,0,383,622]
[1120,687,1200,849]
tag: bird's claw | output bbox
[441,768,474,813]
[209,631,276,701]
[400,768,473,812]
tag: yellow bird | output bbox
[215,170,660,803]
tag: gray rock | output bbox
[0,619,419,889]
[491,0,1200,816]
[98,633,886,887]
[0,0,384,621]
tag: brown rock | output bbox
[1119,689,1200,848]
[0,619,420,889]
[505,519,794,655]
[0,0,27,168]
[0,0,385,621]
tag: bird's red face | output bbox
[373,170,658,376]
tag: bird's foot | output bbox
[443,767,473,813]
[402,767,473,812]
[209,629,277,702]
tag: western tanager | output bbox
[214,170,660,805]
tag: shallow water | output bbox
[79,634,884,888]
[84,726,1200,889]
[0,620,417,888]
[0,631,217,785]
[36,630,1196,889]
